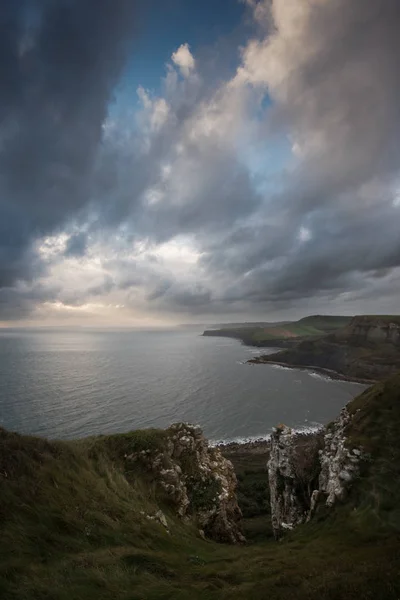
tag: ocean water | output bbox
[0,328,366,442]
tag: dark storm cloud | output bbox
[0,282,60,320]
[278,0,400,213]
[64,232,88,257]
[2,0,400,321]
[92,82,262,243]
[87,275,115,298]
[186,0,400,314]
[145,279,212,313]
[0,0,137,289]
[101,0,400,318]
[0,0,262,320]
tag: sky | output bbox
[1,0,400,327]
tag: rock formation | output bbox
[268,410,363,537]
[125,422,245,544]
[268,426,323,538]
[319,408,362,506]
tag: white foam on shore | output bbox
[269,364,292,371]
[308,371,335,382]
[210,422,324,447]
[210,434,272,447]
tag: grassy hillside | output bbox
[203,315,352,346]
[256,315,400,381]
[1,375,400,599]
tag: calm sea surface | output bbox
[0,328,366,442]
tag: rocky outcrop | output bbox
[125,423,245,544]
[319,408,363,506]
[268,426,323,538]
[268,410,363,537]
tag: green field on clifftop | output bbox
[1,375,400,599]
[203,315,352,345]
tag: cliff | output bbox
[267,372,400,540]
[253,315,400,381]
[203,315,352,348]
[1,376,400,598]
[118,422,245,543]
[268,426,323,537]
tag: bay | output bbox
[0,328,366,442]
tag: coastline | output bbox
[203,328,375,385]
[202,331,293,350]
[216,438,271,454]
[247,358,376,385]
[213,423,325,453]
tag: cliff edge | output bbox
[1,376,400,598]
[267,372,400,539]
[252,315,400,381]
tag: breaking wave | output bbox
[210,422,324,447]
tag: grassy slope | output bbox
[204,315,352,345]
[259,316,400,380]
[1,376,400,599]
[222,448,272,542]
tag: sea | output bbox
[0,327,367,443]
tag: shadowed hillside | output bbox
[203,315,352,347]
[253,316,400,381]
[1,373,400,598]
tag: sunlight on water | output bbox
[0,329,366,441]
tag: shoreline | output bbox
[216,438,271,454]
[215,425,325,454]
[202,331,292,350]
[247,358,375,385]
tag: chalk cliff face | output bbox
[124,423,245,544]
[268,410,363,538]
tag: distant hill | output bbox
[210,321,292,330]
[203,315,352,347]
[180,321,292,330]
[253,315,400,381]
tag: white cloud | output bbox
[171,43,196,77]
[5,0,400,325]
[298,226,312,243]
[137,87,170,133]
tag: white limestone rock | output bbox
[319,407,363,506]
[126,422,245,544]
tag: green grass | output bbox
[205,315,353,345]
[297,315,352,331]
[222,448,272,540]
[261,316,400,380]
[1,375,400,599]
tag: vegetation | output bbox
[203,315,352,346]
[186,476,222,512]
[1,373,400,598]
[221,447,272,541]
[257,315,400,381]
[345,375,400,531]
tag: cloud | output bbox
[171,43,195,77]
[2,0,400,323]
[0,0,137,289]
[196,0,400,315]
[64,232,88,258]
